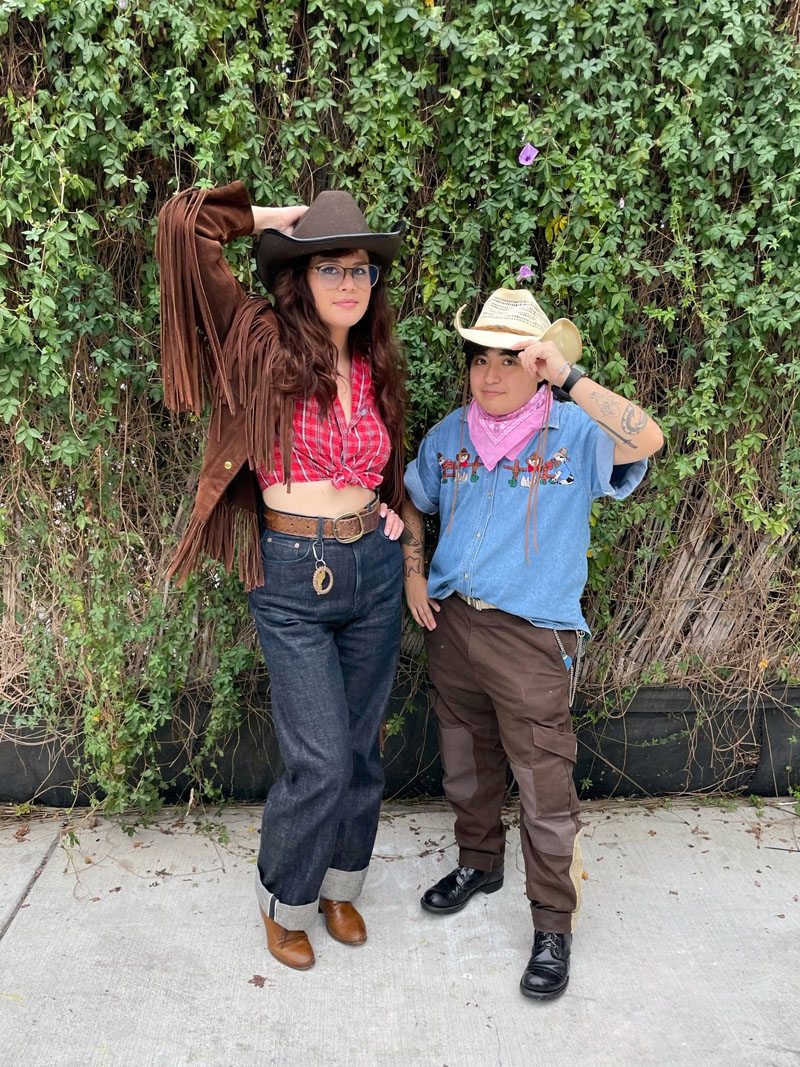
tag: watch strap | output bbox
[560,364,586,394]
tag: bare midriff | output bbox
[261,479,376,517]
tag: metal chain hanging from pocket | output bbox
[552,629,585,708]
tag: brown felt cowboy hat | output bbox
[255,190,405,288]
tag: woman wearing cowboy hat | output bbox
[401,288,663,1001]
[156,181,407,971]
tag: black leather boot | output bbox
[519,931,572,1000]
[420,865,504,914]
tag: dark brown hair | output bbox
[462,339,520,367]
[269,252,407,508]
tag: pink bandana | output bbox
[467,388,551,472]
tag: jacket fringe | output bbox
[217,299,296,480]
[167,498,263,591]
[156,187,234,415]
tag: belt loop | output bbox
[315,517,324,542]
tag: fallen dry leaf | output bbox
[13,826,29,842]
[648,830,657,837]
[777,914,786,919]
[248,975,267,988]
[109,886,122,894]
[581,872,589,881]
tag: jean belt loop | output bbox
[311,517,334,595]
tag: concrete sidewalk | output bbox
[0,797,798,1067]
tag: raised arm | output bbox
[156,182,306,415]
[513,341,664,464]
[156,182,254,413]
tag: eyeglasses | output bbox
[307,263,380,289]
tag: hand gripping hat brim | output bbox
[455,288,582,364]
[255,189,405,288]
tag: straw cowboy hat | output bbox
[255,190,405,288]
[455,288,582,363]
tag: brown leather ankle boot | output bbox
[319,898,367,945]
[260,908,315,970]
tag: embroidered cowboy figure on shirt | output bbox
[519,450,543,488]
[469,456,483,482]
[551,447,575,485]
[456,448,471,483]
[438,452,457,482]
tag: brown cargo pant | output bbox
[424,593,580,934]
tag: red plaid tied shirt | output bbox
[256,352,391,492]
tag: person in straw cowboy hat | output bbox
[156,181,408,971]
[400,288,663,1000]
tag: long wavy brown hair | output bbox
[270,250,407,507]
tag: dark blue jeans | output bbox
[248,515,402,930]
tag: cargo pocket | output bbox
[531,724,579,816]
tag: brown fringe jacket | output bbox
[156,182,403,591]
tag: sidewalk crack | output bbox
[0,830,61,944]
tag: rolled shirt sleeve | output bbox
[590,426,648,500]
[404,425,445,515]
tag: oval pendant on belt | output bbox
[313,563,334,596]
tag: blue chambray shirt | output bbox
[404,399,648,635]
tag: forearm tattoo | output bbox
[404,555,423,577]
[400,519,424,578]
[588,390,620,417]
[621,403,649,435]
[596,419,638,449]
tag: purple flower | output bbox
[518,143,539,166]
[516,265,534,280]
[118,0,128,7]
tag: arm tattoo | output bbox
[399,505,425,578]
[621,403,648,435]
[404,556,423,578]
[596,419,638,449]
[588,390,620,417]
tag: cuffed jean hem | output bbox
[320,865,368,902]
[255,871,319,932]
[457,848,505,873]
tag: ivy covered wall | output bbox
[1,0,799,809]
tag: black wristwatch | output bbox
[556,363,587,397]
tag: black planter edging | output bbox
[1,686,798,807]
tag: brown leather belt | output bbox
[262,498,381,543]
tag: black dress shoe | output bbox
[520,931,572,1000]
[420,865,504,914]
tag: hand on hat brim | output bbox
[508,319,581,357]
